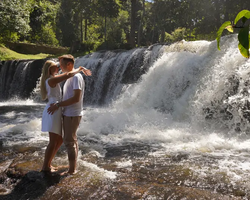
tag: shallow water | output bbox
[0,100,250,199]
[1,36,250,199]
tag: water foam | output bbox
[1,36,250,192]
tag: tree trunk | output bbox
[84,18,88,41]
[104,13,107,49]
[105,14,107,43]
[151,15,156,44]
[130,0,136,48]
[80,12,83,42]
[137,0,145,46]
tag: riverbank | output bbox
[0,44,50,61]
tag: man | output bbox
[47,54,91,174]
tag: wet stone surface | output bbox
[0,144,247,200]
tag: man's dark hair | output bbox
[58,54,75,65]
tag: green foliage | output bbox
[163,28,188,43]
[0,0,31,41]
[216,21,231,50]
[97,8,127,50]
[87,23,104,42]
[29,0,59,45]
[234,10,250,25]
[171,28,188,42]
[238,26,250,58]
[217,10,250,58]
[164,32,173,43]
[2,0,250,53]
[40,24,59,46]
[80,41,96,52]
[57,0,84,47]
[96,0,120,19]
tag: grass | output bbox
[0,44,52,61]
[0,44,90,61]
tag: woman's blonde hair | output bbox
[40,60,56,100]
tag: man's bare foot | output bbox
[60,170,77,176]
[68,170,77,175]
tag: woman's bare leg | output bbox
[42,132,62,171]
[50,134,63,169]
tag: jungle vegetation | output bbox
[0,0,249,53]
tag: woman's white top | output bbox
[41,78,62,135]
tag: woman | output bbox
[40,60,84,172]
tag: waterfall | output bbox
[2,36,250,198]
[1,36,250,132]
[0,59,45,100]
[91,35,250,133]
[0,45,165,104]
[74,45,165,105]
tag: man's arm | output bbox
[47,89,82,114]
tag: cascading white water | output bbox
[78,35,250,141]
[73,45,166,105]
[1,35,250,196]
[0,59,44,100]
[74,36,250,192]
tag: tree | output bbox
[150,0,181,43]
[29,0,59,45]
[74,0,95,42]
[95,0,119,45]
[119,0,141,48]
[0,0,30,42]
[137,0,145,46]
[57,0,78,47]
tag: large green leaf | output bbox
[216,21,231,50]
[234,10,250,25]
[238,26,249,50]
[238,43,249,58]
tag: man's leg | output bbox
[63,116,81,174]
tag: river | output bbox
[0,35,250,199]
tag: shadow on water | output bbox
[1,171,63,200]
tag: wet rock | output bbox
[14,159,42,175]
[0,160,12,174]
[0,185,9,195]
[0,143,248,199]
[171,153,189,162]
[13,146,40,154]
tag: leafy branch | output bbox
[216,10,250,58]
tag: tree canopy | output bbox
[0,0,249,52]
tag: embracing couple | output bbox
[40,54,91,175]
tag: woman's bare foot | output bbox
[41,166,57,173]
[50,165,58,171]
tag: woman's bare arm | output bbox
[48,67,84,88]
